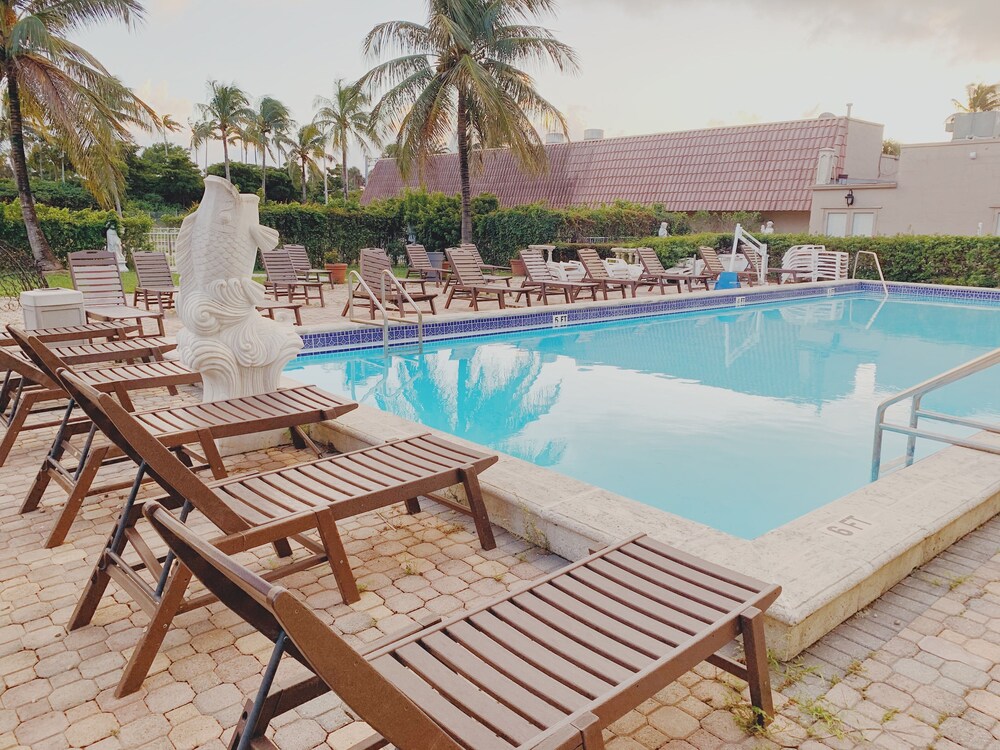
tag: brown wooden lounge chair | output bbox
[145,506,781,749]
[698,247,756,287]
[634,247,712,293]
[577,248,643,299]
[342,248,438,319]
[59,369,500,696]
[15,329,358,548]
[463,243,512,281]
[445,248,533,311]
[520,247,599,305]
[132,251,179,311]
[261,249,326,306]
[284,244,334,287]
[256,300,303,325]
[405,243,450,285]
[0,320,132,349]
[68,250,166,335]
[740,245,812,285]
[0,333,189,467]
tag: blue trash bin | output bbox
[715,271,741,290]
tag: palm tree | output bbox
[361,0,577,242]
[188,119,213,171]
[952,83,1000,113]
[160,114,181,156]
[198,80,252,181]
[0,0,157,270]
[248,96,291,201]
[278,123,326,202]
[314,79,381,201]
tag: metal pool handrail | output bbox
[853,250,889,297]
[871,346,1000,480]
[346,269,425,354]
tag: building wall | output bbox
[809,138,1000,236]
[842,119,885,180]
[759,211,811,234]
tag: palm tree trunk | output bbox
[342,143,349,201]
[261,138,268,204]
[457,95,473,243]
[5,66,59,271]
[222,127,231,181]
[301,160,307,202]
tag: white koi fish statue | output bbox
[175,176,302,402]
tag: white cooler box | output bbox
[20,288,86,330]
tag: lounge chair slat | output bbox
[421,631,567,728]
[468,611,613,698]
[570,566,713,632]
[491,601,636,684]
[551,575,699,642]
[395,642,540,744]
[621,542,760,601]
[444,621,590,713]
[633,536,767,593]
[372,654,516,750]
[531,583,679,655]
[592,556,734,619]
[510,591,653,671]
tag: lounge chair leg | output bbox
[404,497,422,515]
[575,713,606,749]
[445,286,455,309]
[229,632,289,750]
[116,563,194,697]
[740,606,774,724]
[459,468,496,551]
[0,392,35,467]
[45,444,110,548]
[315,511,359,604]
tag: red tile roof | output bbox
[362,116,849,211]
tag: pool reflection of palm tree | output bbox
[374,345,566,466]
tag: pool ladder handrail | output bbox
[871,346,1000,480]
[346,269,424,354]
[852,250,889,297]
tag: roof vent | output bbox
[817,112,837,120]
[583,128,605,141]
[545,132,566,144]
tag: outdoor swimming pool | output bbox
[288,293,1000,538]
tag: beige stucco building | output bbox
[809,112,1000,237]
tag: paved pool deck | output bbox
[1,284,1000,748]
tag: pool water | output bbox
[287,294,1000,538]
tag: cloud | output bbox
[574,0,1000,62]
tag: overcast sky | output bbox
[75,0,1000,168]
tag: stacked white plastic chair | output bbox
[781,245,849,282]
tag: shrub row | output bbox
[0,203,152,263]
[603,234,1000,288]
[5,193,1000,288]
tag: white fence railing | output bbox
[148,228,181,269]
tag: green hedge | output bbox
[605,233,1000,287]
[0,203,152,264]
[259,202,403,266]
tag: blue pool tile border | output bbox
[296,282,1000,357]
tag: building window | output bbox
[826,212,848,237]
[852,212,875,237]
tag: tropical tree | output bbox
[278,123,326,202]
[361,0,577,242]
[198,80,252,181]
[188,119,213,170]
[952,83,1000,113]
[314,78,381,201]
[248,96,291,201]
[0,0,158,270]
[160,113,181,155]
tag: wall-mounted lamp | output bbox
[845,190,855,207]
